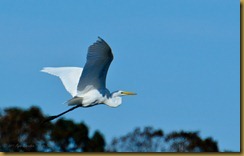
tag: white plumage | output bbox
[41,37,136,122]
[41,67,83,97]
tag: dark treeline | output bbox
[0,106,219,152]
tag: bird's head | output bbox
[112,90,137,97]
[105,90,136,108]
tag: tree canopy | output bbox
[0,106,105,152]
[107,127,219,152]
[0,106,220,152]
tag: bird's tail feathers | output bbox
[65,97,83,106]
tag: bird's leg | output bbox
[41,105,81,124]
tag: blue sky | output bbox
[0,0,240,151]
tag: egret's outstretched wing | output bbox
[77,37,113,93]
[41,67,83,97]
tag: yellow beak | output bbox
[122,91,137,95]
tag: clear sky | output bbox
[0,0,240,151]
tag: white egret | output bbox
[41,37,136,122]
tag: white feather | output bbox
[41,67,83,97]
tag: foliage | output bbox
[0,106,50,152]
[0,106,105,152]
[107,127,164,152]
[165,131,219,152]
[0,106,220,152]
[107,127,219,152]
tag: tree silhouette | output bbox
[0,106,105,152]
[83,131,106,152]
[107,127,164,152]
[49,118,105,152]
[0,106,220,152]
[107,127,219,152]
[165,131,219,152]
[0,106,50,152]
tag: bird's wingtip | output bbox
[98,36,102,41]
[40,68,45,72]
[40,67,48,72]
[97,36,109,45]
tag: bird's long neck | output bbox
[105,91,122,107]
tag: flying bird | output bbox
[41,37,136,122]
